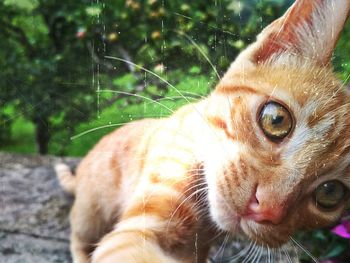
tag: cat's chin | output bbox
[212,213,290,248]
[239,219,290,248]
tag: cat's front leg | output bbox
[92,229,179,263]
[91,185,210,263]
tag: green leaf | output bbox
[86,6,102,17]
[4,0,38,11]
[189,66,201,74]
[314,230,327,241]
[113,74,138,92]
[323,244,346,259]
[227,1,245,14]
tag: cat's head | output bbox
[201,0,350,247]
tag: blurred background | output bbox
[1,0,350,262]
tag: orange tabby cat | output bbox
[56,0,350,262]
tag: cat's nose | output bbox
[244,188,285,225]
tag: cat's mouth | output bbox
[209,190,292,247]
[236,202,292,247]
[239,217,290,247]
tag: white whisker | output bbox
[289,236,318,263]
[175,30,221,80]
[98,90,174,113]
[105,56,192,103]
[213,232,230,261]
[282,247,293,263]
[227,241,253,262]
[70,122,128,140]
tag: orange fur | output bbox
[57,1,350,262]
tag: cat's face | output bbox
[203,63,350,246]
[200,0,350,247]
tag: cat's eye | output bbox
[258,101,293,141]
[314,180,348,209]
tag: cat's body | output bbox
[57,105,216,262]
[57,0,350,262]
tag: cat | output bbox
[56,0,350,262]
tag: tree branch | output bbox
[86,41,115,71]
[116,44,135,72]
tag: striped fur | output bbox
[57,1,350,262]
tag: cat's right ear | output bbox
[231,0,350,70]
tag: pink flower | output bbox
[331,213,350,239]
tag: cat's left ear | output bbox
[234,0,350,67]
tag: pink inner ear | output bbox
[253,0,321,63]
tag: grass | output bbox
[1,116,36,154]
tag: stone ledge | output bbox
[1,152,79,263]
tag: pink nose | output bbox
[244,188,285,225]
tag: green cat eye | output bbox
[314,180,348,209]
[258,101,293,141]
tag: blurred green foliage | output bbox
[0,0,297,154]
[2,0,349,155]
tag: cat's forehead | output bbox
[218,63,350,122]
[220,63,346,105]
[214,63,350,177]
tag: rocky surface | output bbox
[0,152,299,263]
[0,153,79,263]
